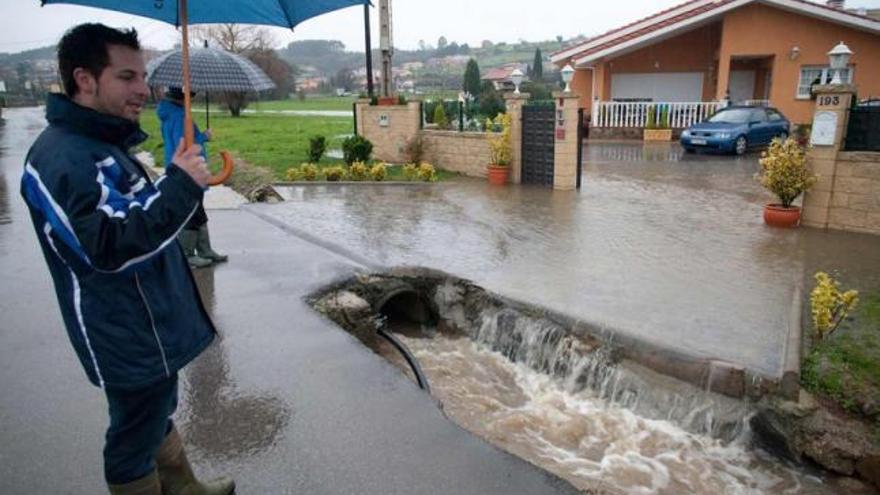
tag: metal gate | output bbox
[844,106,880,152]
[521,102,556,186]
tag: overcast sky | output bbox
[2,0,879,54]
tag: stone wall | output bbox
[812,152,880,234]
[421,130,492,177]
[355,100,422,164]
[802,85,880,236]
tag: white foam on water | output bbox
[399,332,833,495]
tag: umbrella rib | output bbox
[279,1,295,30]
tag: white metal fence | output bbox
[591,101,721,128]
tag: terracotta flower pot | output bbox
[377,96,396,106]
[763,204,801,228]
[487,165,509,185]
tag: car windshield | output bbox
[707,109,751,124]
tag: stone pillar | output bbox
[354,98,370,136]
[503,93,529,184]
[553,91,581,191]
[801,84,856,229]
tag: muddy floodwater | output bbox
[268,155,880,377]
[376,319,836,495]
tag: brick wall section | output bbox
[422,130,492,177]
[355,100,422,163]
[825,152,880,234]
[802,85,880,235]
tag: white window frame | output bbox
[796,65,854,99]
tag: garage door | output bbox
[611,72,704,102]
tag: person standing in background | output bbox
[158,87,228,268]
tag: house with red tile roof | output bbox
[550,0,880,126]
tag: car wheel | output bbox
[735,136,747,155]
[684,147,695,153]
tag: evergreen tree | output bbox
[532,48,543,81]
[463,58,481,97]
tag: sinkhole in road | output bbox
[309,268,838,495]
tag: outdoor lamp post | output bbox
[510,68,524,94]
[561,64,575,93]
[827,41,853,85]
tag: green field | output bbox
[138,107,457,181]
[138,109,354,178]
[188,95,357,114]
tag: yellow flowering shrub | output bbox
[349,161,369,181]
[418,162,437,182]
[487,113,512,167]
[299,163,319,181]
[403,163,419,181]
[323,166,346,182]
[757,137,817,207]
[370,162,387,181]
[285,166,300,181]
[810,271,859,340]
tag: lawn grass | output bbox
[249,96,357,111]
[802,290,880,434]
[138,109,354,178]
[137,107,458,182]
[189,96,357,113]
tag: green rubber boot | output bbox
[196,225,228,263]
[108,470,162,495]
[178,230,212,269]
[156,428,235,495]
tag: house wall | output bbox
[602,22,722,102]
[719,2,880,124]
[570,68,593,113]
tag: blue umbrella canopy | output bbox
[41,0,369,185]
[40,0,367,28]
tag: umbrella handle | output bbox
[207,150,234,186]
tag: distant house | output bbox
[295,76,326,92]
[551,0,880,125]
[481,63,529,91]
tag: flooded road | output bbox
[266,148,880,377]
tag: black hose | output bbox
[377,327,431,394]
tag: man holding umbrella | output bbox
[158,86,228,268]
[20,23,234,495]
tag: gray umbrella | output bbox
[148,46,276,126]
[147,46,276,92]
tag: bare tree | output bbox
[189,24,278,116]
[190,23,276,53]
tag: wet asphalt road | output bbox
[263,142,880,377]
[0,107,581,494]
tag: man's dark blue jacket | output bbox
[20,93,216,390]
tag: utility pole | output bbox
[379,0,393,98]
[363,2,374,98]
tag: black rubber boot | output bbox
[178,230,212,268]
[196,225,228,263]
[108,470,162,495]
[156,427,235,495]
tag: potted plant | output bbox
[643,105,672,141]
[756,137,817,227]
[486,112,512,185]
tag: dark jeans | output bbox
[185,202,208,231]
[103,374,179,484]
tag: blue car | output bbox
[680,106,790,155]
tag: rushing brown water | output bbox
[374,320,837,495]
